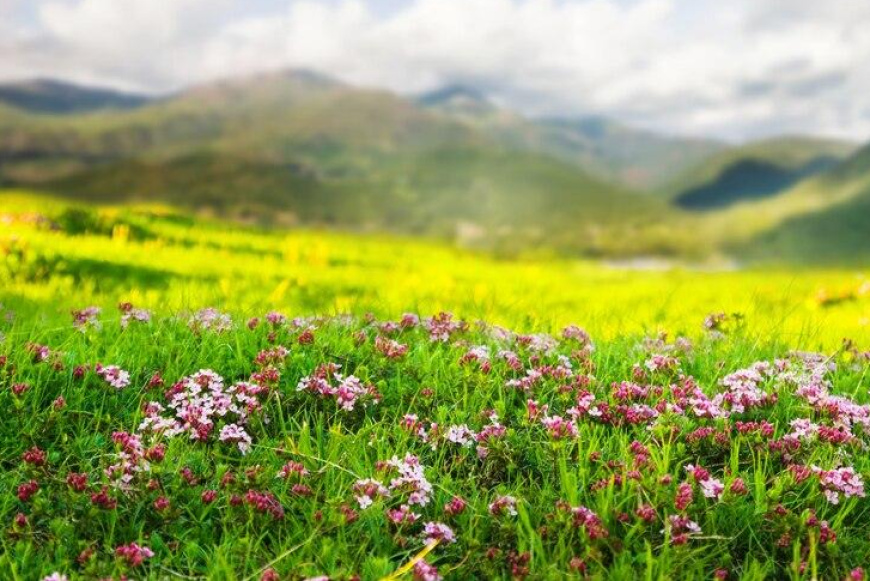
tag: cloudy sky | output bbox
[2,0,870,141]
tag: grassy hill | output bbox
[739,144,870,263]
[666,137,857,209]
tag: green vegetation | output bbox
[2,192,870,580]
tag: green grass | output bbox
[2,191,870,579]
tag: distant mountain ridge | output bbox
[0,79,150,114]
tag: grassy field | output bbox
[2,190,870,579]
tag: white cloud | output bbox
[1,0,870,141]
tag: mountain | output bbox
[416,85,497,117]
[0,79,150,114]
[0,71,682,258]
[530,117,725,189]
[665,137,857,210]
[415,90,726,189]
[737,144,870,263]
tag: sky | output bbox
[2,0,870,142]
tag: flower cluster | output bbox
[95,364,131,389]
[189,307,233,334]
[119,302,152,328]
[139,369,267,454]
[297,363,380,412]
[72,306,101,331]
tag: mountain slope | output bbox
[666,137,857,210]
[0,79,150,114]
[415,90,725,190]
[738,144,870,263]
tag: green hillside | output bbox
[739,144,870,263]
[665,137,857,209]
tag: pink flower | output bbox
[219,424,252,454]
[387,504,421,525]
[445,424,476,447]
[422,521,456,544]
[414,559,442,581]
[375,336,409,359]
[353,478,390,509]
[72,306,101,331]
[95,364,131,389]
[115,542,154,567]
[489,495,518,516]
[444,496,467,516]
[814,466,866,504]
[189,307,232,333]
[540,415,579,440]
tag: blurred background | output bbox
[1,0,869,266]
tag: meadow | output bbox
[2,190,870,580]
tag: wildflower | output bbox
[666,515,701,545]
[562,325,592,347]
[72,306,101,331]
[422,521,456,544]
[153,496,170,511]
[17,480,39,502]
[526,399,548,422]
[66,472,88,492]
[260,570,280,581]
[424,312,465,342]
[12,383,30,396]
[375,335,409,358]
[700,478,725,499]
[489,495,518,516]
[245,490,285,519]
[445,424,476,447]
[353,478,390,509]
[387,504,421,525]
[675,482,693,510]
[119,303,151,328]
[729,478,748,495]
[636,504,656,522]
[201,489,217,503]
[414,560,442,581]
[460,345,491,372]
[115,542,154,567]
[386,454,433,506]
[277,461,309,479]
[540,415,579,440]
[561,504,608,539]
[401,313,420,328]
[42,574,68,581]
[814,466,866,504]
[265,311,287,327]
[297,363,379,412]
[90,486,118,510]
[219,423,253,454]
[189,307,232,334]
[95,364,131,389]
[444,496,467,516]
[22,446,46,467]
